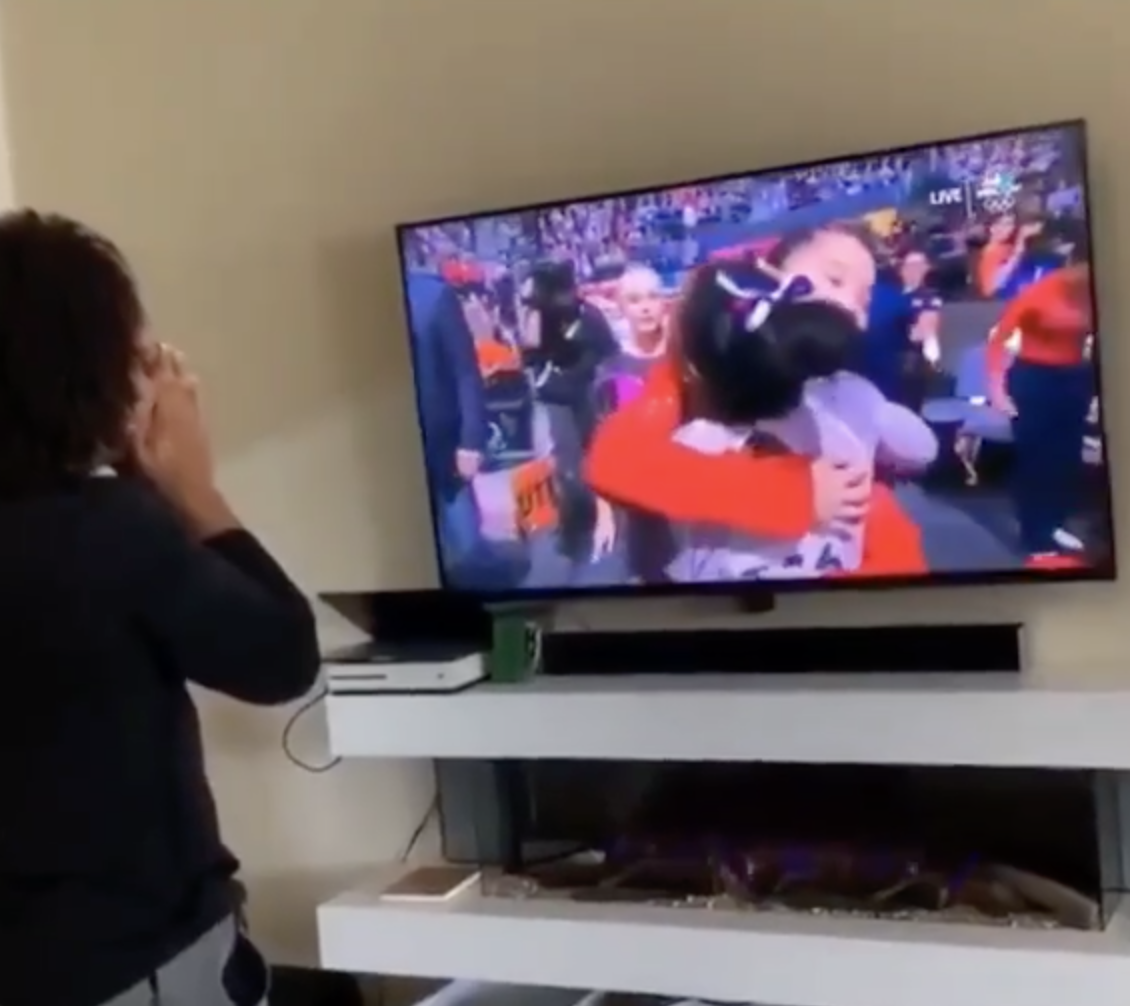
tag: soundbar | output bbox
[539,623,1023,676]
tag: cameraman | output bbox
[518,260,617,472]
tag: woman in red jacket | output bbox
[987,262,1096,568]
[584,223,929,580]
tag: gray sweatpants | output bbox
[101,917,269,1005]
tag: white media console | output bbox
[316,670,1130,1006]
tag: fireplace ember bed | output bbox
[440,760,1123,932]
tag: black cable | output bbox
[278,693,434,1006]
[399,795,439,862]
[280,687,342,773]
[279,689,440,870]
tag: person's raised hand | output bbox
[131,343,237,538]
[812,458,871,530]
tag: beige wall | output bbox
[0,0,1126,963]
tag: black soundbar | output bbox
[540,623,1022,676]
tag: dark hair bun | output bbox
[679,263,860,426]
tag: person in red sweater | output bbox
[976,213,1044,298]
[583,224,929,580]
[986,262,1096,567]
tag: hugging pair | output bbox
[585,223,938,582]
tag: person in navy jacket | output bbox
[406,268,523,588]
[862,248,942,410]
[406,269,488,495]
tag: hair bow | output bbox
[715,270,814,331]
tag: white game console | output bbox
[323,642,486,695]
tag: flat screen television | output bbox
[396,120,1115,600]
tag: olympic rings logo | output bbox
[981,196,1018,214]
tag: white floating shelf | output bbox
[318,869,1130,1006]
[324,671,1130,768]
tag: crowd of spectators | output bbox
[938,130,1066,184]
[405,131,1074,280]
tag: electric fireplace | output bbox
[436,759,1124,931]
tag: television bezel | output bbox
[394,118,1117,603]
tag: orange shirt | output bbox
[977,241,1012,297]
[986,266,1091,390]
[474,339,521,378]
[582,357,927,577]
[440,260,485,286]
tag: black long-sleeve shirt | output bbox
[0,475,321,1006]
[525,304,618,406]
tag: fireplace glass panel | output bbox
[435,760,1118,931]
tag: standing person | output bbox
[976,212,1046,299]
[520,259,617,460]
[987,263,1095,568]
[406,267,521,590]
[863,248,942,410]
[0,211,321,1006]
[595,263,669,409]
[590,264,672,578]
[518,260,616,562]
[900,249,944,367]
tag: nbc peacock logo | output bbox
[976,170,1022,213]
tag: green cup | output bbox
[486,607,544,684]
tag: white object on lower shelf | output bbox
[317,869,1130,1006]
[324,670,1130,768]
[323,649,485,695]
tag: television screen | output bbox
[397,120,1114,597]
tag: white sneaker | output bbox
[1053,527,1085,552]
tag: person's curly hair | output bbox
[0,210,144,495]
